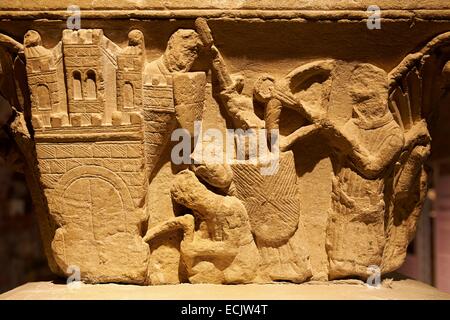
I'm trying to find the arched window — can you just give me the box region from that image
[36,85,51,111]
[72,71,82,100]
[123,82,134,110]
[86,70,97,100]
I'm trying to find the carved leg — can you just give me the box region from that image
[326,182,385,280]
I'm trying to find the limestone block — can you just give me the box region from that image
[0,3,446,287]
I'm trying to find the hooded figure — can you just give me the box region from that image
[321,64,405,280]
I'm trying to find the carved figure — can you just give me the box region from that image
[2,21,448,286]
[142,29,204,178]
[196,18,315,282]
[316,64,405,279]
[144,165,260,284]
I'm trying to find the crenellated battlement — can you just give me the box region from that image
[25,29,150,132]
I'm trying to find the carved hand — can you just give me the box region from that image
[405,120,431,148]
[318,117,372,161]
[318,117,335,130]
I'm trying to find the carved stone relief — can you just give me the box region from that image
[1,13,449,285]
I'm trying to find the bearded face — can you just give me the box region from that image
[167,43,199,72]
[349,64,389,123]
[164,30,201,73]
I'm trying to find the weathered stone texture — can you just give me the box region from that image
[0,2,448,285]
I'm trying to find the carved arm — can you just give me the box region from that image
[143,215,195,243]
[0,33,24,53]
[320,118,404,178]
[404,120,431,150]
[280,124,321,152]
[195,18,234,90]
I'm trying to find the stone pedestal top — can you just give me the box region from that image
[1,279,449,300]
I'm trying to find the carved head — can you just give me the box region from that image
[24,30,42,48]
[128,30,144,47]
[349,63,389,122]
[254,74,276,103]
[191,162,233,189]
[163,29,202,72]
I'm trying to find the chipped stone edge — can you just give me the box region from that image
[1,9,450,22]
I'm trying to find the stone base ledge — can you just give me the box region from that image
[1,279,449,300]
